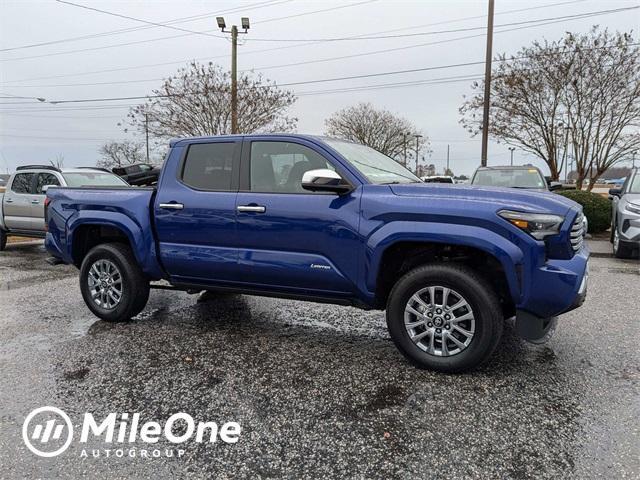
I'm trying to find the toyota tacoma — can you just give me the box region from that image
[45,135,589,372]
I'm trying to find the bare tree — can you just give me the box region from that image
[460,28,640,188]
[324,102,427,163]
[49,154,64,169]
[98,140,145,169]
[125,62,297,144]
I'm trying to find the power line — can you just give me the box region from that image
[2,39,638,109]
[1,0,377,62]
[0,0,290,52]
[252,0,379,24]
[0,0,590,83]
[55,0,224,38]
[249,5,629,42]
[6,8,636,91]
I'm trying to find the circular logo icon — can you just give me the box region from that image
[22,406,73,457]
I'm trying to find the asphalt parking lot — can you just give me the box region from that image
[0,242,638,479]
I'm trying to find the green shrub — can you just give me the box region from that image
[557,190,611,233]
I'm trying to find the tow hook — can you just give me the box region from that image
[515,310,558,345]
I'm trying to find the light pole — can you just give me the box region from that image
[508,147,515,166]
[414,134,423,175]
[217,17,250,134]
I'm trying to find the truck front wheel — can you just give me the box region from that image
[79,243,150,322]
[386,263,503,373]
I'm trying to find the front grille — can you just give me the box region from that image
[570,212,585,253]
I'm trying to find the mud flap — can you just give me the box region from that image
[515,310,558,345]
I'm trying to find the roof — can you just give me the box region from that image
[12,166,114,174]
[169,133,341,147]
[476,165,542,171]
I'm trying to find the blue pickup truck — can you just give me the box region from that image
[45,134,588,372]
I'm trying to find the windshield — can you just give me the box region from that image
[62,172,128,187]
[323,139,421,185]
[629,173,640,194]
[472,168,546,189]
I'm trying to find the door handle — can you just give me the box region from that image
[31,199,40,204]
[237,205,266,213]
[5,199,13,203]
[159,202,184,210]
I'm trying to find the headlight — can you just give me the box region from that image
[498,210,564,240]
[625,202,640,215]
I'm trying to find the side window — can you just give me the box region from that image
[250,141,334,193]
[11,173,35,194]
[181,142,236,191]
[35,173,60,194]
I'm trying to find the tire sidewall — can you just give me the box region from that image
[80,245,138,321]
[387,265,502,372]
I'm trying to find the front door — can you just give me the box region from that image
[153,139,241,285]
[235,138,362,295]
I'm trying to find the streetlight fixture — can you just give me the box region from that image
[508,147,515,166]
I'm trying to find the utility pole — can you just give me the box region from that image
[480,0,495,167]
[414,134,423,175]
[144,113,149,163]
[508,147,515,166]
[446,144,450,174]
[217,17,250,134]
[403,132,409,167]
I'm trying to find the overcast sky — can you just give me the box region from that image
[1,0,638,175]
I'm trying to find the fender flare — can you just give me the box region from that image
[66,210,163,278]
[365,221,524,302]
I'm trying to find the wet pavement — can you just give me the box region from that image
[0,242,638,479]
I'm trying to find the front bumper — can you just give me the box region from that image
[516,244,589,320]
[618,206,640,244]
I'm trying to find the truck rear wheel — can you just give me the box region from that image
[0,229,6,251]
[79,243,150,322]
[386,263,503,373]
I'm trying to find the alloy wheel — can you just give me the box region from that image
[87,259,123,310]
[404,286,475,356]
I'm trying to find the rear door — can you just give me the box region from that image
[3,172,36,231]
[234,138,362,295]
[32,172,62,231]
[153,139,241,284]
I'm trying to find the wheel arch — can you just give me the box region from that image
[367,225,524,310]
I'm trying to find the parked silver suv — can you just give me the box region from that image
[0,165,128,250]
[609,168,640,258]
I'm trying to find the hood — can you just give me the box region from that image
[389,183,578,216]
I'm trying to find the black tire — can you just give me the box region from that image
[0,229,6,251]
[613,229,634,259]
[79,243,150,322]
[386,263,503,373]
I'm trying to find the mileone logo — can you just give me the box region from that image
[22,406,241,458]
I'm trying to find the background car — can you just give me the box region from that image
[421,175,455,183]
[0,165,129,249]
[609,168,639,258]
[471,165,563,191]
[112,163,161,186]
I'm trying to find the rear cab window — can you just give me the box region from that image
[181,142,237,191]
[62,172,128,187]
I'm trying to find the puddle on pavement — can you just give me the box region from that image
[0,272,76,290]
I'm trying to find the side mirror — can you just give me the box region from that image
[301,169,352,195]
[608,188,622,199]
[41,184,57,193]
[549,181,563,191]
